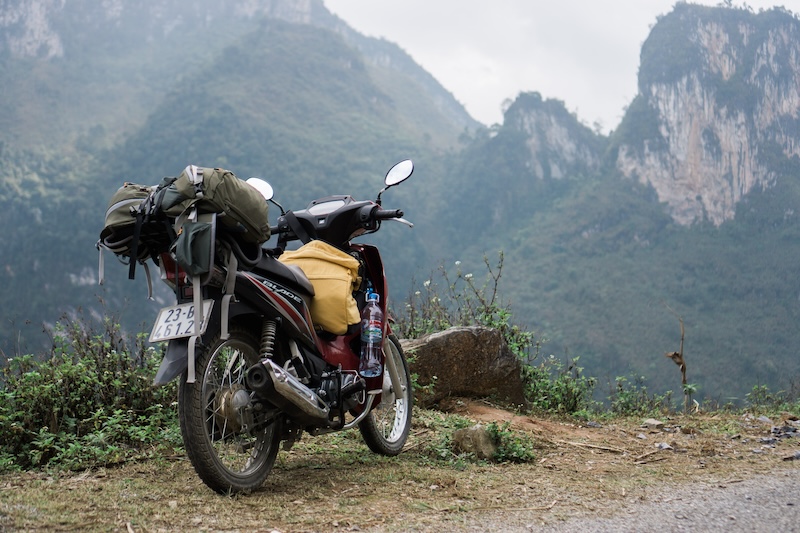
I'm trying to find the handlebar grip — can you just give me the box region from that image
[373,208,404,220]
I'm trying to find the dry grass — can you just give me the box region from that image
[1,400,798,532]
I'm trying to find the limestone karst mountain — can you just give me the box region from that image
[615,4,800,226]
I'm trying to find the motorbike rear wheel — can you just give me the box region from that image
[359,334,413,455]
[179,327,280,494]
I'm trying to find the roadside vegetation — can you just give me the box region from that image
[1,254,799,474]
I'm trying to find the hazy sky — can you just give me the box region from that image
[323,1,785,132]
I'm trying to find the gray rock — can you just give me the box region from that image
[643,418,665,430]
[402,326,527,408]
[452,424,497,460]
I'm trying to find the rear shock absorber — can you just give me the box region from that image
[259,320,277,360]
[259,319,312,385]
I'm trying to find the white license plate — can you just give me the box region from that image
[149,300,213,342]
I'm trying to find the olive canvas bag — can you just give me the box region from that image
[163,165,270,244]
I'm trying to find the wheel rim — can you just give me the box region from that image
[201,338,274,477]
[372,340,410,443]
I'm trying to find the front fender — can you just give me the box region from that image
[153,338,189,386]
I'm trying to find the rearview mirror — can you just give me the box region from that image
[384,159,413,187]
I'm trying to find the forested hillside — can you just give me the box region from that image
[0,0,465,354]
[1,0,799,403]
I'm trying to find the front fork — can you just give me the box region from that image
[382,337,404,404]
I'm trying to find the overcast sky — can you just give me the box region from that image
[323,1,785,132]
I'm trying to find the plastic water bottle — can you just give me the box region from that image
[359,292,383,377]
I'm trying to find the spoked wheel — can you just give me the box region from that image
[179,327,281,493]
[359,334,413,455]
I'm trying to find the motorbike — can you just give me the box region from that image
[147,160,415,493]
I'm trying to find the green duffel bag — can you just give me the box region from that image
[161,165,270,244]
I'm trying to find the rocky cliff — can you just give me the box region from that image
[0,0,322,58]
[503,92,606,181]
[0,0,476,151]
[615,5,800,226]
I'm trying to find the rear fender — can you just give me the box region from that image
[153,338,189,386]
[152,298,223,386]
[151,300,261,386]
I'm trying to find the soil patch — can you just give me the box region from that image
[2,400,798,532]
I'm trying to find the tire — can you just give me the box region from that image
[178,327,281,494]
[359,334,413,455]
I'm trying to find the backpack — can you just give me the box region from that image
[160,165,271,244]
[98,182,172,261]
[98,165,270,281]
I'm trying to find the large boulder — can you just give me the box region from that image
[401,326,528,408]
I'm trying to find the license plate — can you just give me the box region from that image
[149,300,213,342]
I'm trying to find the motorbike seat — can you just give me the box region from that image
[253,255,315,297]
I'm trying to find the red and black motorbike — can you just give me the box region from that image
[148,160,415,493]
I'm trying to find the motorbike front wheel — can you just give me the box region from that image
[359,334,413,455]
[179,327,281,494]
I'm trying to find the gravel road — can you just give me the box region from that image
[426,468,800,532]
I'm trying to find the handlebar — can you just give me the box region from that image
[373,208,404,220]
[268,204,408,248]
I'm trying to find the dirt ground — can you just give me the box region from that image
[1,399,798,532]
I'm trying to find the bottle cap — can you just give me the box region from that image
[368,292,380,302]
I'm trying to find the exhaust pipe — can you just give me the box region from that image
[246,359,330,422]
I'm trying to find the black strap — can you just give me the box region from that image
[127,193,159,280]
[284,211,313,244]
[128,209,144,279]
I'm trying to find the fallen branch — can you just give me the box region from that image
[634,456,667,465]
[633,450,660,461]
[558,440,627,454]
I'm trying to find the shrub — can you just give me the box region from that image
[486,421,537,463]
[608,375,673,416]
[523,354,596,415]
[395,252,534,357]
[744,384,799,414]
[416,410,474,469]
[394,252,594,414]
[0,314,180,470]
